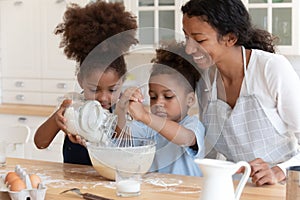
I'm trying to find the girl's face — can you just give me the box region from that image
[79,69,123,110]
[182,15,226,69]
[148,74,194,122]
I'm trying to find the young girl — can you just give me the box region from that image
[115,41,205,176]
[34,1,137,165]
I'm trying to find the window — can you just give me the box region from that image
[107,0,186,49]
[243,0,300,54]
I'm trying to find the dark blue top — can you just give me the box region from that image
[63,136,92,165]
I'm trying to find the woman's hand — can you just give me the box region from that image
[249,158,285,186]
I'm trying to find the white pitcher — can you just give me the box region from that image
[195,158,251,200]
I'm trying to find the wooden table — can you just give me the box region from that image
[0,158,285,200]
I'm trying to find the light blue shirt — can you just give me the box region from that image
[129,115,205,176]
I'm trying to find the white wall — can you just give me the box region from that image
[285,55,300,77]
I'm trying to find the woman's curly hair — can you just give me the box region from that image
[151,41,201,92]
[181,0,278,53]
[55,1,138,63]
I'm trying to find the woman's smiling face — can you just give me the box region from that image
[182,14,224,69]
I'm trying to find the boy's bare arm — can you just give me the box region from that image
[129,101,196,146]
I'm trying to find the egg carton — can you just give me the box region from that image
[0,165,47,200]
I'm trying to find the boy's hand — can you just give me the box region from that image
[128,101,149,122]
[117,87,144,108]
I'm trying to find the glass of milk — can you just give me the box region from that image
[115,168,141,197]
[0,141,6,167]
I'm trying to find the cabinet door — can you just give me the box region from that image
[40,0,77,79]
[0,114,64,162]
[0,0,41,78]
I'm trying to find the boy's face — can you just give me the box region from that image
[79,69,123,110]
[148,74,193,122]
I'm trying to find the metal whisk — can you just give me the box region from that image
[111,113,135,148]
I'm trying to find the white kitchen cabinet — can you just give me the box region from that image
[0,0,40,78]
[2,91,42,105]
[1,77,77,106]
[40,0,78,79]
[0,113,64,162]
[0,0,83,106]
[0,0,190,106]
[242,0,300,55]
[1,78,42,104]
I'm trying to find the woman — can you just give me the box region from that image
[181,0,300,186]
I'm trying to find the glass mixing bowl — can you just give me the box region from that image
[86,138,156,180]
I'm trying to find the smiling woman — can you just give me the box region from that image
[182,0,300,186]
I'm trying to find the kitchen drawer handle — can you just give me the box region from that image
[14,1,23,5]
[57,83,67,89]
[16,94,25,101]
[55,0,65,3]
[18,117,27,123]
[15,81,24,88]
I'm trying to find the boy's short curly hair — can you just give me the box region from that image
[151,41,200,92]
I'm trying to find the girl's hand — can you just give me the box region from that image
[249,158,285,186]
[54,99,72,133]
[67,133,87,147]
[57,99,87,147]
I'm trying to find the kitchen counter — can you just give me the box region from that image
[0,103,197,117]
[0,157,286,200]
[0,104,56,117]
